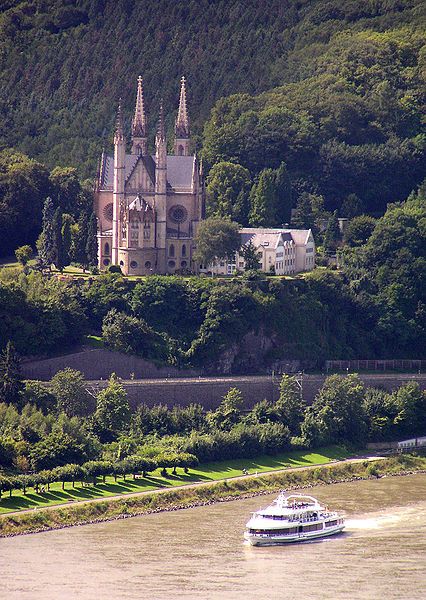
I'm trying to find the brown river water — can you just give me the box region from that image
[1,474,425,600]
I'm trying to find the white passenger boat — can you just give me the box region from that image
[244,493,345,546]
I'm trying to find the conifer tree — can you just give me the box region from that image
[71,211,89,269]
[85,213,98,268]
[240,241,261,271]
[274,162,293,225]
[0,341,23,407]
[52,207,66,272]
[61,214,73,267]
[249,168,277,227]
[324,210,341,251]
[37,197,56,269]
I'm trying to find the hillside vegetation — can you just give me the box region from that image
[0,0,424,196]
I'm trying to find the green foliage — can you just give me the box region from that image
[50,368,95,417]
[193,217,241,266]
[276,374,306,435]
[240,241,261,271]
[249,162,292,227]
[343,215,376,247]
[0,341,23,407]
[206,161,252,223]
[14,245,32,266]
[94,374,131,441]
[301,374,367,447]
[323,211,341,251]
[102,309,166,359]
[208,387,244,431]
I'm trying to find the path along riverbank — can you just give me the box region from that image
[1,454,425,538]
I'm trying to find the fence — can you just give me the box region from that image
[325,359,426,373]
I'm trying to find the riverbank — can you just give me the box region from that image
[1,454,425,538]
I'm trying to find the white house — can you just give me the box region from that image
[209,228,315,275]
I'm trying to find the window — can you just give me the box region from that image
[169,244,175,257]
[130,261,138,269]
[103,259,110,266]
[145,261,151,269]
[182,244,186,257]
[181,260,187,268]
[104,242,110,255]
[168,260,176,268]
[143,223,151,239]
[178,145,184,156]
[119,260,124,266]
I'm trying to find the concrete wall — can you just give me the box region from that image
[88,373,426,410]
[21,349,201,381]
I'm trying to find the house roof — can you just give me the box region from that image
[240,228,313,249]
[99,154,194,190]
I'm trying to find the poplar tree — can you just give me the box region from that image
[61,213,73,266]
[0,341,23,407]
[52,207,66,271]
[38,197,55,268]
[86,213,98,267]
[249,168,277,227]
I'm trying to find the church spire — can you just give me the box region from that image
[131,76,148,154]
[114,99,125,144]
[175,76,190,138]
[156,100,166,144]
[174,76,191,155]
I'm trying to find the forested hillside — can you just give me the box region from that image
[0,0,424,197]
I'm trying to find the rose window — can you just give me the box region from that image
[169,205,188,224]
[103,203,113,222]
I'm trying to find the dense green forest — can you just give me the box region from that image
[0,0,424,211]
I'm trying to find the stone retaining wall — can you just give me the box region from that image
[89,374,426,409]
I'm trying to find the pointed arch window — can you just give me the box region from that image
[169,244,175,257]
[178,145,184,156]
[182,244,186,257]
[104,242,110,255]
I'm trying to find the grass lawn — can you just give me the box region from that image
[0,445,350,514]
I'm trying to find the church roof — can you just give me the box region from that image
[99,154,194,190]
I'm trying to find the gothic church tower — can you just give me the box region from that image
[94,76,205,276]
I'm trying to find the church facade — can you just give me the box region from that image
[94,77,205,275]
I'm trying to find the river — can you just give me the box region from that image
[1,474,425,599]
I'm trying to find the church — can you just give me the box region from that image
[94,76,205,275]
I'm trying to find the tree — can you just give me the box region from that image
[15,245,33,266]
[341,194,363,219]
[240,241,261,271]
[37,197,56,268]
[323,211,341,251]
[291,193,315,230]
[61,213,73,266]
[94,374,131,440]
[274,162,293,225]
[206,161,251,223]
[0,341,23,407]
[193,217,240,267]
[71,211,89,268]
[52,207,66,272]
[86,213,98,268]
[249,168,277,227]
[343,215,376,247]
[102,309,164,359]
[208,387,243,431]
[49,166,81,215]
[50,368,95,417]
[301,374,367,447]
[276,374,306,435]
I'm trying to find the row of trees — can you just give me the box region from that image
[0,451,198,497]
[36,197,98,272]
